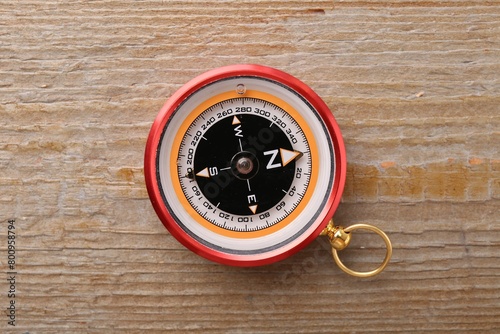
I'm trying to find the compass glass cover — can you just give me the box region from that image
[145,65,345,266]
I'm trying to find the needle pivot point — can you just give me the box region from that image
[236,157,254,175]
[230,151,259,180]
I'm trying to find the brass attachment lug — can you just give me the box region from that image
[320,220,351,251]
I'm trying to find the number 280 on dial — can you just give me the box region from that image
[145,64,346,266]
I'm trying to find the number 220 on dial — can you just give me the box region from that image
[145,65,346,266]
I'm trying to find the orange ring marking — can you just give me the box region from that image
[170,90,319,238]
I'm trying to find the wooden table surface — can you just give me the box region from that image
[1,1,499,333]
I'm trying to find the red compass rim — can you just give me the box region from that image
[144,64,346,266]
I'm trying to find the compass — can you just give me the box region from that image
[144,64,346,266]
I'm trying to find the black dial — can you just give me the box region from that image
[193,113,295,215]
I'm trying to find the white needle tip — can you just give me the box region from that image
[249,205,258,214]
[232,116,241,125]
[196,168,210,178]
[280,148,303,167]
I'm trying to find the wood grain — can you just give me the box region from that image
[0,0,499,332]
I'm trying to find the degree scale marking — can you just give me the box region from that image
[168,87,321,240]
[177,96,312,233]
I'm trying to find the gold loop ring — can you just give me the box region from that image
[332,224,392,278]
[321,221,392,278]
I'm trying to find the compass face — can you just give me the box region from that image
[145,65,346,266]
[181,97,309,231]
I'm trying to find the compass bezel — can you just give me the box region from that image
[144,64,346,266]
